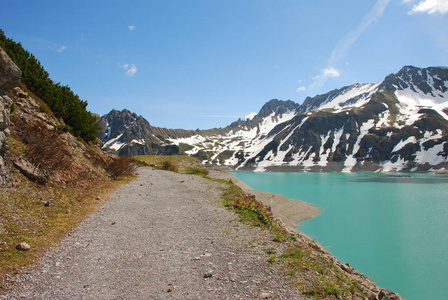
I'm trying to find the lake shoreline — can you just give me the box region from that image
[208,169,320,232]
[208,168,406,300]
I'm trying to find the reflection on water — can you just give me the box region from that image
[353,174,448,184]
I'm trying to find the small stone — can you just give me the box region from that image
[203,272,213,278]
[16,242,31,251]
[44,200,53,207]
[167,287,173,293]
[260,292,270,299]
[96,197,101,201]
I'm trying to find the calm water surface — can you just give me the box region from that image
[231,172,448,300]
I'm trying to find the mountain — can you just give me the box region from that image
[98,109,202,156]
[101,65,448,172]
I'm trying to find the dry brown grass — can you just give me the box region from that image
[105,156,137,179]
[1,122,133,290]
[134,155,201,173]
[0,168,123,289]
[23,124,73,178]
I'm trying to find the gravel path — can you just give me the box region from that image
[1,168,305,299]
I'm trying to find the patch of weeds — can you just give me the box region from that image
[272,230,288,242]
[134,155,199,172]
[225,195,273,227]
[278,246,365,299]
[106,156,137,180]
[184,166,209,177]
[280,249,304,260]
[264,248,277,255]
[267,255,276,263]
[159,160,179,172]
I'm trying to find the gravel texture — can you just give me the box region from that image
[1,168,305,299]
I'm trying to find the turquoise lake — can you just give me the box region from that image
[231,172,448,300]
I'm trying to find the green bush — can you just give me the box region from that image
[0,30,100,142]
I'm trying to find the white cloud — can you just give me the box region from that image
[329,0,391,66]
[57,45,67,53]
[128,25,136,31]
[323,67,341,78]
[296,86,306,92]
[126,64,137,76]
[121,64,137,76]
[309,67,341,90]
[408,0,448,14]
[306,0,389,91]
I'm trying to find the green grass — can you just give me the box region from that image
[134,155,200,173]
[184,166,209,177]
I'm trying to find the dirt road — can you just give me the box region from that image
[1,168,304,299]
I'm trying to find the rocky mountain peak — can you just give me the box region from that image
[98,109,162,156]
[257,99,299,118]
[381,65,448,97]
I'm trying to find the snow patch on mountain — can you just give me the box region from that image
[343,119,375,172]
[317,82,381,112]
[102,133,124,150]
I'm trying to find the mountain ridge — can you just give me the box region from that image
[100,65,448,172]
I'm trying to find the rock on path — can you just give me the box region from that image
[1,168,304,299]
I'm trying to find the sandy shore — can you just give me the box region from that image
[208,169,320,232]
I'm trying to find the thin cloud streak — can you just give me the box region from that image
[309,0,390,91]
[329,0,391,66]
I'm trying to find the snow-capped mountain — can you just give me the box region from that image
[100,66,448,172]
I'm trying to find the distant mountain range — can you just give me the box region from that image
[99,65,448,172]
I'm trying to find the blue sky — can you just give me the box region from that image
[1,0,448,129]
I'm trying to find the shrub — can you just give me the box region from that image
[184,166,209,177]
[159,160,179,172]
[226,195,273,226]
[21,123,73,178]
[106,156,137,179]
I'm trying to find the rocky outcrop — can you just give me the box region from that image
[12,156,48,185]
[0,46,22,186]
[0,47,21,90]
